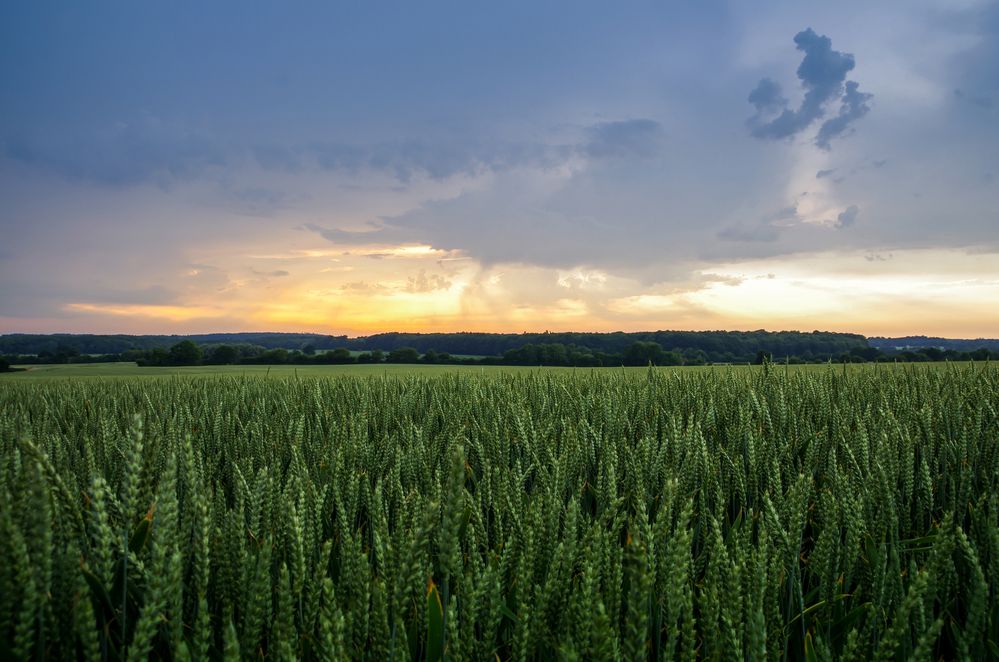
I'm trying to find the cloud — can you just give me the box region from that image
[816,168,836,179]
[835,205,859,228]
[953,88,995,110]
[249,267,291,278]
[717,205,800,242]
[78,285,179,306]
[222,185,294,217]
[816,81,873,148]
[340,281,386,292]
[583,119,664,159]
[865,252,893,262]
[747,28,872,149]
[302,222,396,245]
[3,115,226,187]
[4,111,658,193]
[944,3,999,110]
[0,280,180,319]
[747,78,788,116]
[405,269,452,293]
[307,139,575,183]
[716,223,781,242]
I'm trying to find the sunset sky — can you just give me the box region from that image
[2,1,997,337]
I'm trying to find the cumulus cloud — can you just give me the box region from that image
[747,78,788,116]
[747,28,872,149]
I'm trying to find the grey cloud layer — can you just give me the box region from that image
[3,117,227,188]
[748,28,872,149]
[4,118,663,189]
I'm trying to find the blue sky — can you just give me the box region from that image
[1,1,997,336]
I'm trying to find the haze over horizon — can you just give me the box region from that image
[2,2,997,338]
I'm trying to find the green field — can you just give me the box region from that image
[2,361,526,379]
[0,365,996,660]
[2,360,988,380]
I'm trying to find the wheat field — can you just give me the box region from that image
[0,364,996,660]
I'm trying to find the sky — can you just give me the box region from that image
[1,1,997,338]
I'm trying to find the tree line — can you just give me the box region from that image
[1,329,872,363]
[4,339,993,369]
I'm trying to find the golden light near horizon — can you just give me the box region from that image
[689,249,999,337]
[27,245,996,339]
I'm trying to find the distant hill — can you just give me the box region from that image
[1,329,868,363]
[868,336,999,352]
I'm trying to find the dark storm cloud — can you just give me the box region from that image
[748,28,872,149]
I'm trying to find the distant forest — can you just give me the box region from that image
[2,330,997,368]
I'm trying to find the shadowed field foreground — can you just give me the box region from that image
[0,366,996,660]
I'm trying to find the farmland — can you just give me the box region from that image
[0,364,996,659]
[0,359,987,380]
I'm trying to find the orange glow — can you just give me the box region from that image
[33,247,999,338]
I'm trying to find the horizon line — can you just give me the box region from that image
[1,329,994,341]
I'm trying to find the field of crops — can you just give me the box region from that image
[0,361,911,380]
[0,365,996,660]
